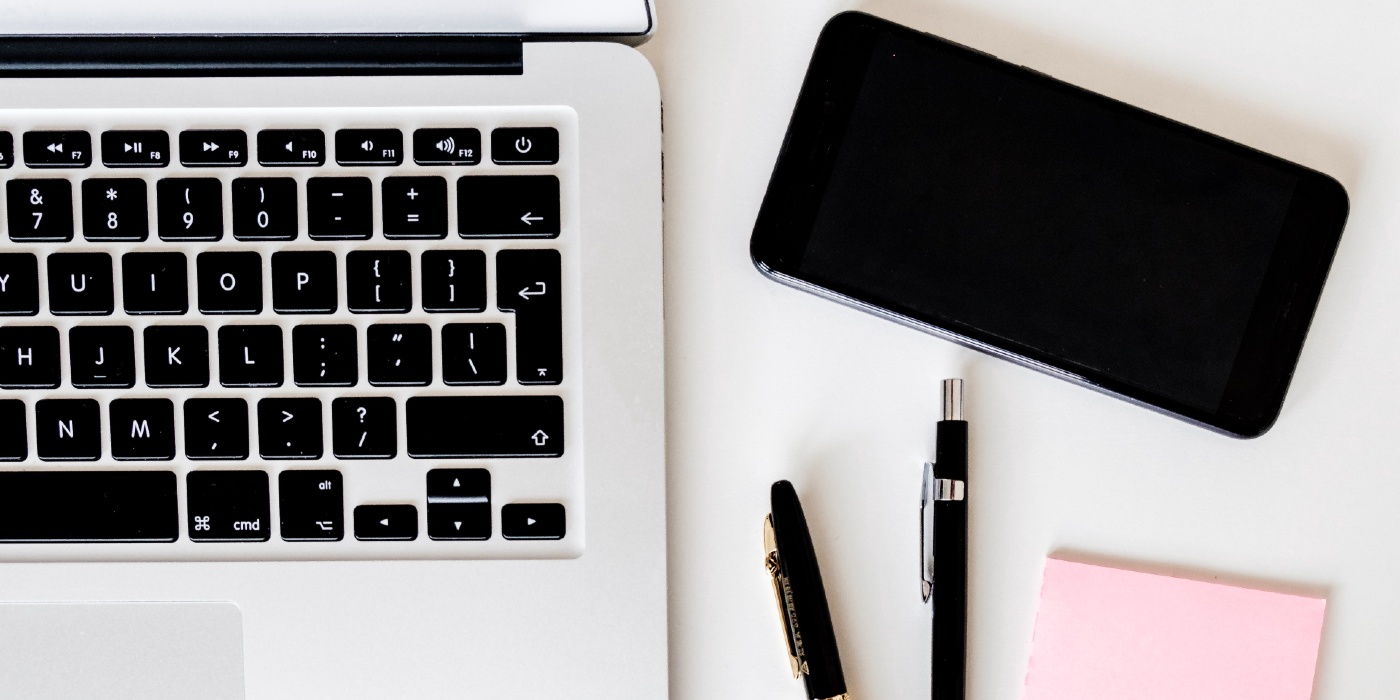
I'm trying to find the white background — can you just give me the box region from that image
[642,0,1400,697]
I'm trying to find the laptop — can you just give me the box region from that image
[0,1,667,698]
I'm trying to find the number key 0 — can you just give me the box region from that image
[233,177,297,241]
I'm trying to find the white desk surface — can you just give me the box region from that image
[641,0,1400,697]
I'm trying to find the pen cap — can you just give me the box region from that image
[934,420,968,481]
[770,480,847,700]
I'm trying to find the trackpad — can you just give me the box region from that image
[0,602,244,700]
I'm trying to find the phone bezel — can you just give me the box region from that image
[750,11,1350,438]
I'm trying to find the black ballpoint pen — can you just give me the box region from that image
[765,480,850,700]
[922,378,968,700]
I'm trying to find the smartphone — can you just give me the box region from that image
[750,12,1349,437]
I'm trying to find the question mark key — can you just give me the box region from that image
[331,397,398,459]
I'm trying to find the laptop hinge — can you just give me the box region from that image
[0,35,524,77]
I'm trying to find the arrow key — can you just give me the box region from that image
[427,468,491,540]
[502,503,565,540]
[354,504,417,541]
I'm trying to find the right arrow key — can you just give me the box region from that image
[457,175,560,238]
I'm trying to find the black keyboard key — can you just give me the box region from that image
[187,470,270,542]
[258,129,325,166]
[109,398,175,461]
[23,130,91,168]
[82,178,149,241]
[122,252,188,315]
[346,250,411,313]
[307,177,372,240]
[502,503,566,540]
[336,128,403,166]
[442,323,507,386]
[35,398,101,461]
[406,396,564,458]
[367,323,431,386]
[47,252,114,316]
[144,325,209,388]
[184,398,249,461]
[422,250,485,312]
[157,178,223,241]
[69,326,135,389]
[354,504,417,541]
[272,251,337,314]
[7,179,74,242]
[0,326,60,389]
[0,253,39,315]
[197,251,263,314]
[101,130,169,168]
[497,249,562,385]
[218,325,283,387]
[0,471,177,542]
[331,396,397,459]
[180,130,248,167]
[257,397,322,460]
[491,127,559,165]
[279,470,344,541]
[0,131,11,169]
[233,177,298,241]
[458,175,560,238]
[0,400,24,461]
[413,128,480,166]
[427,468,491,540]
[382,176,447,239]
[292,324,357,387]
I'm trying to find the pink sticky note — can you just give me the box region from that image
[1024,557,1326,700]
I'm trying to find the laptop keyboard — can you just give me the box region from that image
[0,107,582,559]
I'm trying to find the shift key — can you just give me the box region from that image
[406,396,563,458]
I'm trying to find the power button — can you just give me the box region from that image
[491,127,559,165]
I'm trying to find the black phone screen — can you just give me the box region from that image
[751,13,1349,436]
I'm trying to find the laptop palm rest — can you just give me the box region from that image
[0,602,244,700]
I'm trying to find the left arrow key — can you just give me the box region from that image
[24,130,91,168]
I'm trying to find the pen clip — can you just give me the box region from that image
[921,461,935,603]
[765,514,804,679]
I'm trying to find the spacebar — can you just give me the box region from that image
[0,471,179,542]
